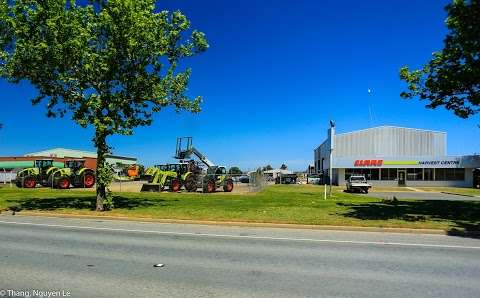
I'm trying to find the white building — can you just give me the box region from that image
[314,125,480,187]
[263,169,293,179]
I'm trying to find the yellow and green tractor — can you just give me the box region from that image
[175,137,234,193]
[15,159,63,188]
[140,164,182,192]
[50,159,96,189]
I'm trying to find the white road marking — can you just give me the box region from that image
[0,219,479,250]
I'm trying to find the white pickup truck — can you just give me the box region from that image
[346,175,372,194]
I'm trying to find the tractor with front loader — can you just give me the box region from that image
[140,164,183,192]
[15,159,61,188]
[174,137,234,193]
[50,159,96,189]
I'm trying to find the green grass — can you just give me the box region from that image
[0,185,479,235]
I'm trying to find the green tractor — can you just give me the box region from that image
[181,164,233,193]
[140,164,182,192]
[15,159,61,188]
[204,166,234,193]
[175,138,234,193]
[50,159,96,189]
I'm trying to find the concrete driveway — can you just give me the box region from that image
[357,191,480,201]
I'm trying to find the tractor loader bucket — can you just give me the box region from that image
[141,183,162,192]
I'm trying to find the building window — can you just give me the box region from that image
[435,168,465,181]
[380,168,397,180]
[345,169,380,180]
[407,168,422,180]
[454,169,465,180]
[447,168,465,181]
[435,168,445,181]
[369,169,379,180]
[424,168,434,181]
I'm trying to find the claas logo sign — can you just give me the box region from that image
[354,160,384,167]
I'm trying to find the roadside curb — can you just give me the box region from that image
[4,210,453,235]
[440,191,477,198]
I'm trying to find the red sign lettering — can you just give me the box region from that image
[354,159,383,167]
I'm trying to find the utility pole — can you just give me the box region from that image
[328,120,335,197]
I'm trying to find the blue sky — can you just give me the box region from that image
[0,0,479,171]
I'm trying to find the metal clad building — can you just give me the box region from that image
[314,125,480,187]
[333,126,446,157]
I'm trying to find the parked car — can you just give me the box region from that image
[346,175,372,193]
[239,176,250,183]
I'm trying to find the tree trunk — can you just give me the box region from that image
[95,129,108,211]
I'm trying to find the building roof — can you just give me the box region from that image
[336,125,446,136]
[25,148,97,158]
[25,148,136,161]
[264,169,293,175]
[315,125,447,158]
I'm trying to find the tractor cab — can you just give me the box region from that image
[65,159,86,172]
[207,166,227,180]
[35,159,55,176]
[167,163,189,175]
[155,164,169,171]
[35,159,54,169]
[185,160,202,174]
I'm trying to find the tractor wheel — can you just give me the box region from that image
[57,177,70,189]
[83,173,96,188]
[23,176,37,188]
[184,175,197,192]
[223,179,234,192]
[170,179,181,192]
[203,179,216,193]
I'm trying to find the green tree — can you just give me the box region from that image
[137,164,145,176]
[0,1,208,211]
[262,165,273,171]
[400,0,479,119]
[228,166,242,175]
[280,164,288,170]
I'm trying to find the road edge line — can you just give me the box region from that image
[0,210,456,235]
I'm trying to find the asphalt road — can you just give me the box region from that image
[1,215,480,298]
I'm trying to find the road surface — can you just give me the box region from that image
[1,214,479,298]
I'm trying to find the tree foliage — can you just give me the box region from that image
[262,165,273,171]
[0,0,208,210]
[400,0,479,119]
[228,166,242,175]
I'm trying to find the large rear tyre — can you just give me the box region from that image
[203,180,216,193]
[170,179,181,192]
[83,173,96,188]
[223,179,234,192]
[23,176,37,188]
[184,175,197,192]
[57,177,70,189]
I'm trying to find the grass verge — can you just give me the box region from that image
[0,184,479,236]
